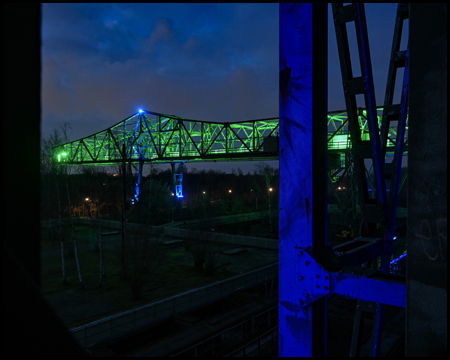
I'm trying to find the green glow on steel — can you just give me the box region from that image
[52,107,407,166]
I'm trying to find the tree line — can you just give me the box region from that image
[40,124,279,297]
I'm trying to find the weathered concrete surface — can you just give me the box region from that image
[407,3,447,356]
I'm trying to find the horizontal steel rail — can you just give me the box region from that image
[69,262,278,348]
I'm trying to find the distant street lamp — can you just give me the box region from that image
[269,188,273,192]
[85,198,89,201]
[228,190,232,193]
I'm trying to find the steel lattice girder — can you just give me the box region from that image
[52,111,279,165]
[52,109,407,165]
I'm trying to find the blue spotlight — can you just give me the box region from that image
[138,109,143,114]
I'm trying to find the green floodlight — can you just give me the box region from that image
[58,152,67,162]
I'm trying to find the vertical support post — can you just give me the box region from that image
[171,162,184,200]
[121,144,126,275]
[407,3,447,357]
[170,162,176,211]
[279,3,328,357]
[133,159,144,204]
[175,163,184,198]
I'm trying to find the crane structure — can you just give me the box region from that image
[52,108,406,200]
[52,109,405,167]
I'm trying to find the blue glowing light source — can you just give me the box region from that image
[390,252,407,265]
[138,109,143,113]
[393,236,397,240]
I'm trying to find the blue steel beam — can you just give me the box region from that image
[294,249,406,308]
[330,271,406,308]
[279,3,328,357]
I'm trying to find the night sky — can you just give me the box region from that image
[42,3,404,173]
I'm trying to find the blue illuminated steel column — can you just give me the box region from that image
[171,162,184,199]
[279,3,328,357]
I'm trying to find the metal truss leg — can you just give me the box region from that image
[350,300,385,357]
[350,301,366,357]
[171,162,184,199]
[371,303,386,357]
[132,159,144,204]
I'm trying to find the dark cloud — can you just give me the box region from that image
[42,4,403,172]
[42,3,279,145]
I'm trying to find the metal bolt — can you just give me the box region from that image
[315,274,321,278]
[305,261,310,266]
[324,276,329,280]
[316,285,320,288]
[299,275,304,281]
[299,251,304,256]
[324,286,329,290]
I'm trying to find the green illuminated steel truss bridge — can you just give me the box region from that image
[52,107,407,166]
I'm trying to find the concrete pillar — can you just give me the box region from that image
[407,3,447,356]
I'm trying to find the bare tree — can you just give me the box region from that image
[114,169,171,300]
[185,229,226,275]
[254,163,276,228]
[115,234,167,300]
[81,166,108,286]
[42,129,68,284]
[58,124,84,288]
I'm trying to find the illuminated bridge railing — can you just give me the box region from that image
[53,108,407,165]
